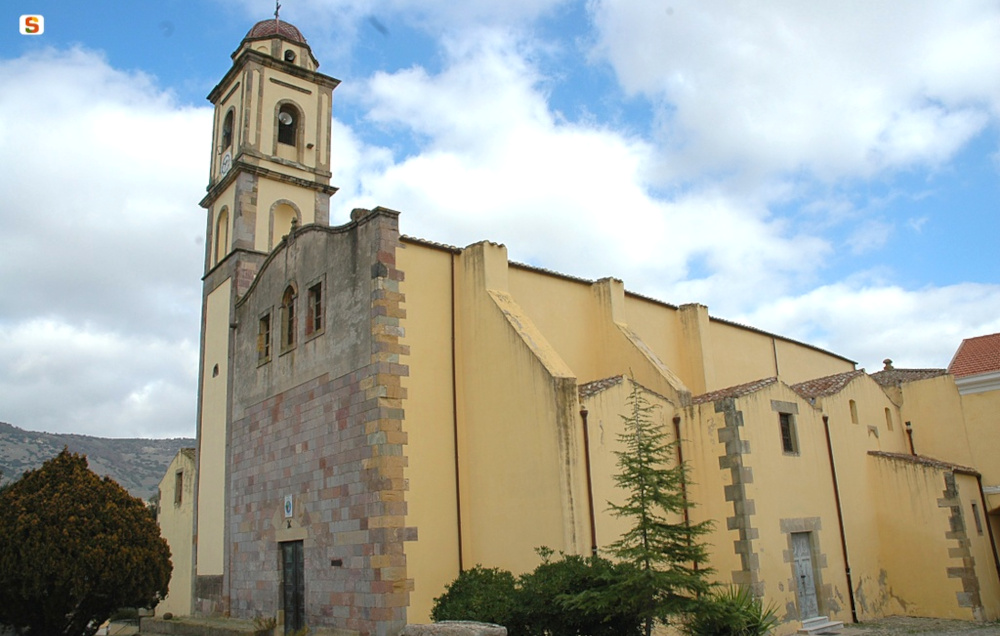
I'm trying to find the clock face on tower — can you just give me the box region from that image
[221,151,233,176]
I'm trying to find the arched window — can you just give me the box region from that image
[214,207,229,265]
[277,104,298,146]
[281,285,297,350]
[222,109,234,150]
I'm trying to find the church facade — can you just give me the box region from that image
[159,18,1000,636]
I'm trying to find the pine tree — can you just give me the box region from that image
[607,382,713,636]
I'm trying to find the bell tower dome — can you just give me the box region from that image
[200,17,340,270]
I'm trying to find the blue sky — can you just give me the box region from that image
[1,0,998,438]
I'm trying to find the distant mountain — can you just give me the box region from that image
[0,421,195,501]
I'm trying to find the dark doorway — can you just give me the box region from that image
[281,540,305,633]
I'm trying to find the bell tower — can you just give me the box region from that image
[192,17,340,613]
[200,17,340,266]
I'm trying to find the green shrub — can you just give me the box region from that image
[430,551,644,636]
[431,566,519,628]
[681,585,779,636]
[519,550,642,636]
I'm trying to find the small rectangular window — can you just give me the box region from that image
[174,470,183,506]
[258,313,272,363]
[780,413,798,454]
[307,282,323,335]
[971,502,984,535]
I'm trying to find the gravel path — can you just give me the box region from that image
[841,617,1000,636]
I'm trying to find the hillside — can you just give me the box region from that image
[0,421,194,501]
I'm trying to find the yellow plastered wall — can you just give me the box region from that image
[196,278,231,575]
[454,242,588,574]
[621,296,687,383]
[772,338,855,387]
[822,375,910,457]
[964,479,1000,620]
[507,267,601,380]
[397,242,461,623]
[815,376,909,619]
[705,320,778,390]
[733,386,849,628]
[959,389,1000,488]
[157,449,196,617]
[620,298,855,396]
[508,271,687,398]
[870,457,970,619]
[899,376,974,467]
[707,321,854,391]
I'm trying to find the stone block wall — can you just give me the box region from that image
[226,209,412,636]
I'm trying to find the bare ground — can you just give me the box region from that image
[842,617,1000,636]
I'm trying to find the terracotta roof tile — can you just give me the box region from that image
[401,235,462,253]
[578,376,625,399]
[868,451,978,476]
[692,377,777,405]
[245,19,307,43]
[869,367,947,387]
[948,332,1000,378]
[791,370,866,399]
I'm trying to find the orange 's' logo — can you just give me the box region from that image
[20,15,44,35]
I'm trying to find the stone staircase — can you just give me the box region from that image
[797,616,844,635]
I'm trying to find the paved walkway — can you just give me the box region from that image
[842,616,1000,636]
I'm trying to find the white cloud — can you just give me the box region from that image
[588,0,1000,181]
[0,48,209,437]
[0,319,198,439]
[907,216,929,233]
[739,281,1000,370]
[846,219,893,255]
[231,0,569,61]
[332,34,831,308]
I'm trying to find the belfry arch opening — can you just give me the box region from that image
[277,103,299,146]
[214,207,229,265]
[270,202,300,250]
[221,109,234,150]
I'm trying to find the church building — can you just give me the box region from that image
[158,18,1000,636]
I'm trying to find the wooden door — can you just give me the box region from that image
[791,532,819,619]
